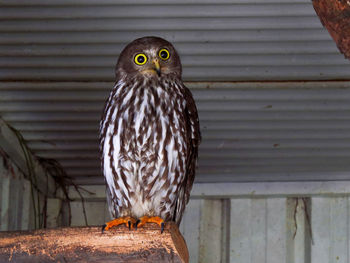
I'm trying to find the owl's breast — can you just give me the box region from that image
[116,83,188,217]
[101,79,190,219]
[123,84,187,165]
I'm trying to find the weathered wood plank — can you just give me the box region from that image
[266,198,286,263]
[10,177,21,230]
[250,198,267,263]
[312,197,350,263]
[20,179,31,230]
[46,198,61,228]
[311,197,331,263]
[230,198,251,263]
[199,199,223,263]
[286,198,312,263]
[230,198,287,263]
[0,155,35,231]
[330,197,348,263]
[0,223,189,263]
[0,176,10,231]
[180,199,201,263]
[70,201,106,227]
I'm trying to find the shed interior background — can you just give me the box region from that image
[1,0,350,262]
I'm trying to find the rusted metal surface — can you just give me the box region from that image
[313,0,350,59]
[0,223,188,262]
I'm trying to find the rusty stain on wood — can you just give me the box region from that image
[313,0,350,59]
[0,222,189,262]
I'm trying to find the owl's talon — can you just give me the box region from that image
[135,219,141,230]
[161,222,165,234]
[102,216,136,232]
[136,216,165,233]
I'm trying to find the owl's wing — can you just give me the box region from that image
[175,85,201,224]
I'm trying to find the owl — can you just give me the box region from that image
[100,36,200,233]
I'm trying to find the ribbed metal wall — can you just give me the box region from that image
[1,0,350,81]
[1,81,350,184]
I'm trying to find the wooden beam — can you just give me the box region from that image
[0,222,189,263]
[313,0,350,59]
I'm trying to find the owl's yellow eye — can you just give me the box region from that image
[134,53,147,65]
[158,48,170,60]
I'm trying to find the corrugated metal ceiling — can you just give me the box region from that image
[1,0,350,184]
[1,81,350,184]
[0,0,350,81]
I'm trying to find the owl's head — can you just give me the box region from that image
[116,36,182,80]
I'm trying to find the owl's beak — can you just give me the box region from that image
[152,60,161,76]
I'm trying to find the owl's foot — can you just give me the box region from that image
[102,216,137,233]
[135,216,165,233]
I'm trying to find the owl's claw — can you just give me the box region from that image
[161,222,165,234]
[101,216,137,233]
[135,216,165,233]
[135,219,141,230]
